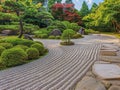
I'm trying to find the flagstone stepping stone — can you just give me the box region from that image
[108,85,120,90]
[75,76,106,90]
[102,44,118,49]
[92,64,120,79]
[100,56,120,63]
[101,47,117,51]
[100,50,117,56]
[95,61,110,64]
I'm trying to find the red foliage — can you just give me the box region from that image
[52,3,74,9]
[52,3,82,25]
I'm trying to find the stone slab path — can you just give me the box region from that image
[0,34,119,90]
[93,64,120,79]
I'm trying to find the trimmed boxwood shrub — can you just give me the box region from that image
[40,34,48,39]
[26,48,39,60]
[34,41,43,46]
[48,35,55,39]
[1,48,28,67]
[0,46,5,56]
[72,33,83,39]
[14,45,29,51]
[56,36,61,39]
[0,37,34,47]
[0,43,13,49]
[31,43,44,55]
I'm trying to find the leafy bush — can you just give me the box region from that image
[11,22,19,25]
[0,43,13,49]
[62,21,81,32]
[48,21,66,32]
[34,29,49,38]
[0,37,34,47]
[72,33,83,39]
[40,34,48,39]
[34,41,43,46]
[31,43,45,55]
[56,36,61,39]
[48,35,56,39]
[0,46,5,56]
[0,24,39,34]
[26,48,39,60]
[47,26,58,31]
[14,45,29,51]
[85,29,99,34]
[0,25,19,32]
[1,48,28,67]
[0,63,6,70]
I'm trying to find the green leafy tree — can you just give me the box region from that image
[79,1,89,17]
[3,0,25,38]
[62,29,75,43]
[3,0,41,37]
[23,10,54,27]
[83,0,120,32]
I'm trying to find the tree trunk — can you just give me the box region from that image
[18,19,24,38]
[16,0,23,38]
[16,11,24,38]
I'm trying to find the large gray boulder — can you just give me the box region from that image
[23,34,33,41]
[1,30,18,35]
[50,29,62,36]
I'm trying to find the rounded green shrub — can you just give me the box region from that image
[31,43,45,55]
[34,41,43,46]
[1,48,28,67]
[0,37,34,47]
[48,35,55,39]
[14,45,29,51]
[72,33,83,39]
[56,36,61,39]
[0,46,5,56]
[0,43,13,49]
[26,48,39,60]
[40,34,48,39]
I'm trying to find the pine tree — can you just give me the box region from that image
[79,1,89,17]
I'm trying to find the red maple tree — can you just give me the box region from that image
[52,3,82,25]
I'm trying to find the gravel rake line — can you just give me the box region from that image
[58,44,101,90]
[0,44,87,89]
[22,45,89,90]
[0,35,116,90]
[47,44,100,90]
